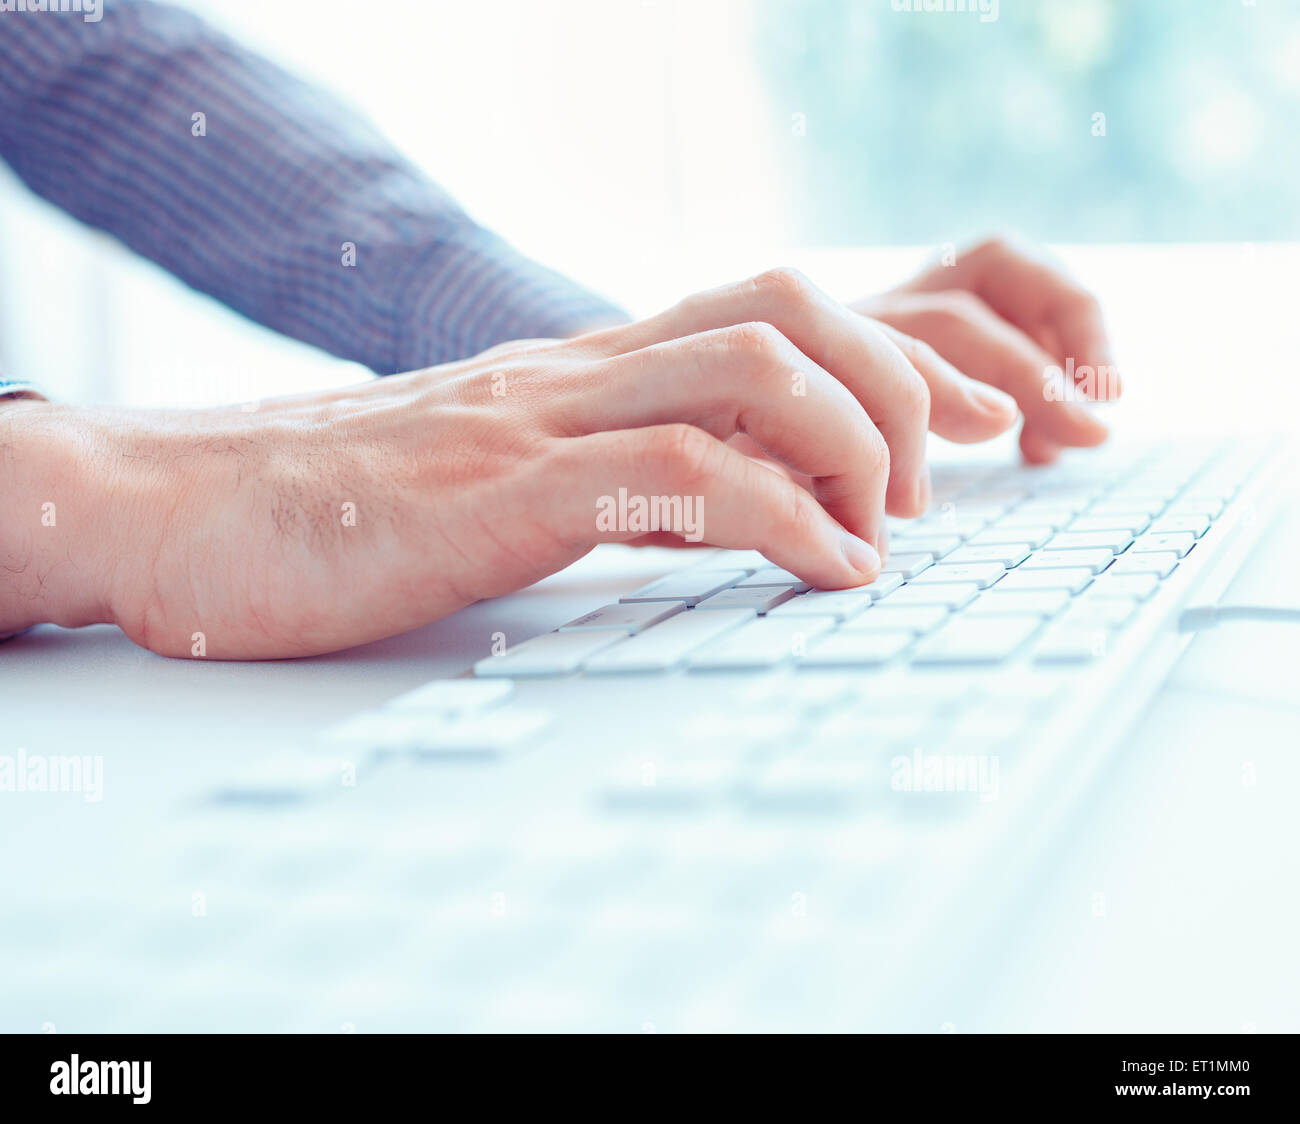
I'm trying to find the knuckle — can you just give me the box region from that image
[898,365,931,418]
[781,485,821,545]
[861,424,891,477]
[752,265,815,307]
[1069,287,1103,316]
[892,330,936,370]
[648,423,716,490]
[673,287,708,319]
[721,320,789,363]
[938,289,986,319]
[971,233,1012,258]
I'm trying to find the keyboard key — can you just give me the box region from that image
[1019,549,1114,573]
[1108,551,1179,578]
[324,707,551,755]
[407,709,554,756]
[1150,514,1210,537]
[767,590,874,621]
[907,562,1007,588]
[943,499,1018,519]
[967,524,1054,548]
[583,608,755,673]
[688,616,837,670]
[853,572,906,598]
[998,509,1076,530]
[818,704,934,744]
[839,605,949,634]
[879,551,935,578]
[908,514,988,537]
[744,755,874,810]
[912,616,1042,665]
[736,673,858,711]
[1109,481,1179,500]
[1089,573,1159,600]
[1166,498,1223,519]
[1088,499,1165,518]
[877,582,982,609]
[945,544,1031,566]
[322,711,430,751]
[1059,597,1139,629]
[385,678,515,714]
[1033,625,1113,664]
[697,549,769,572]
[561,600,686,633]
[887,534,962,558]
[695,585,801,614]
[1130,532,1196,557]
[620,570,747,605]
[769,574,904,618]
[799,629,915,667]
[475,630,625,677]
[677,710,802,745]
[1069,515,1151,535]
[735,567,812,590]
[994,567,1094,594]
[1045,530,1133,553]
[1013,496,1092,516]
[966,589,1071,617]
[601,754,739,809]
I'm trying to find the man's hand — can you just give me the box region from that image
[1,268,1023,658]
[854,235,1121,464]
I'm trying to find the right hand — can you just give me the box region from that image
[2,268,1017,659]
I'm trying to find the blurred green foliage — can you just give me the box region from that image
[755,0,1300,243]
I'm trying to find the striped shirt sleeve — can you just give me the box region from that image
[0,378,39,398]
[0,1,627,378]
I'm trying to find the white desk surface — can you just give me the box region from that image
[4,244,1299,1030]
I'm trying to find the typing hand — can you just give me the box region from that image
[853,235,1122,464]
[2,269,1019,658]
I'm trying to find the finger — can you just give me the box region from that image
[1019,426,1061,467]
[547,323,892,550]
[546,423,882,590]
[870,321,1018,443]
[872,292,1110,453]
[906,236,1122,399]
[726,434,810,488]
[600,268,935,518]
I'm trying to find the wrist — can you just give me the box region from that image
[0,401,144,632]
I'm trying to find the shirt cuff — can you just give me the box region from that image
[0,379,42,399]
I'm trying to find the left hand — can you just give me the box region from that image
[853,235,1121,464]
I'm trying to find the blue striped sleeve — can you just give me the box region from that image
[0,378,39,398]
[0,1,627,376]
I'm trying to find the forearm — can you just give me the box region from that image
[0,1,626,376]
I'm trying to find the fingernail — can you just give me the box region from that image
[840,531,881,575]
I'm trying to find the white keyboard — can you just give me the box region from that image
[464,440,1262,681]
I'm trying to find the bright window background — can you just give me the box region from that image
[1,0,1296,406]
